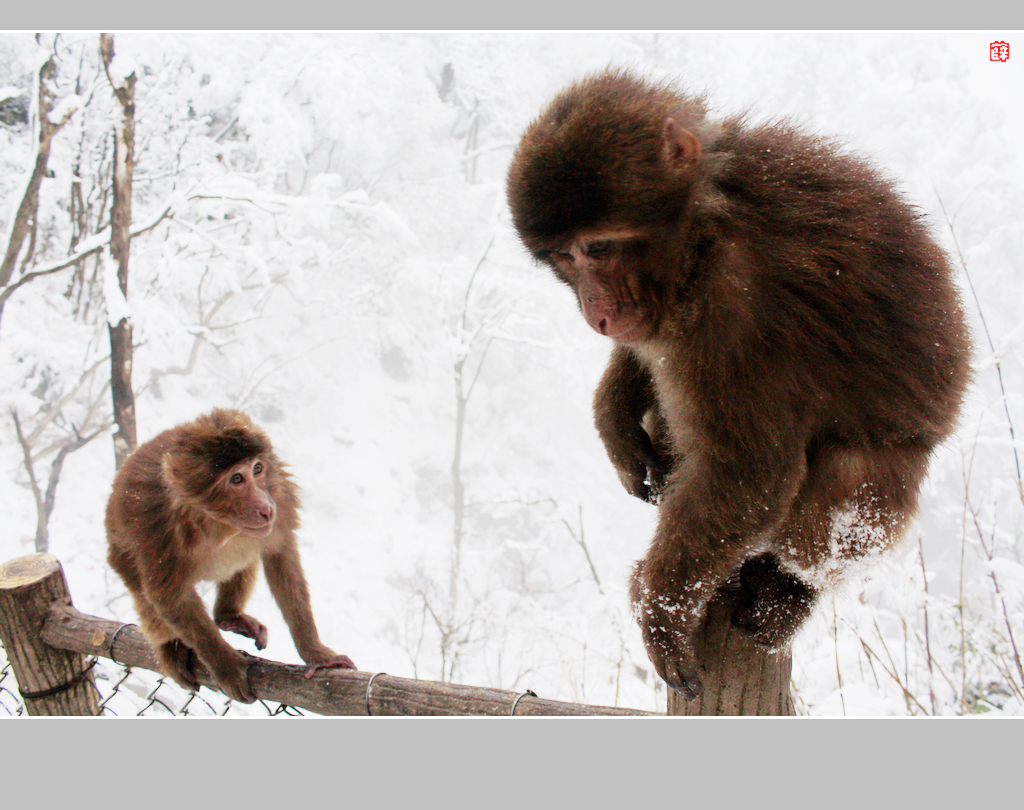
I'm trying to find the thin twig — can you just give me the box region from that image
[852,631,930,715]
[559,506,604,594]
[832,597,845,715]
[917,537,937,715]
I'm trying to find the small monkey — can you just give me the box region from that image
[106,408,356,703]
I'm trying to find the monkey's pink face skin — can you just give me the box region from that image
[548,229,654,343]
[220,457,277,534]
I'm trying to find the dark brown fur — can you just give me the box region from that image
[507,70,972,699]
[106,408,355,702]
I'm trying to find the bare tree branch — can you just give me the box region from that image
[0,203,172,325]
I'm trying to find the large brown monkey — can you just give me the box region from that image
[507,70,972,700]
[106,408,356,703]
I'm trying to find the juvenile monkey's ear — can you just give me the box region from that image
[663,118,701,168]
[161,455,187,504]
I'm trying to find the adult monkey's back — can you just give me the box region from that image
[506,69,971,701]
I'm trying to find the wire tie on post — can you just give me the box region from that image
[365,672,386,716]
[510,689,537,716]
[19,657,98,700]
[108,622,134,662]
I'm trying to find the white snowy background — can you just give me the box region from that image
[1,32,1021,716]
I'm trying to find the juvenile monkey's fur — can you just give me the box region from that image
[507,70,972,699]
[106,408,355,702]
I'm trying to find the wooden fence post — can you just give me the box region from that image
[667,584,797,716]
[0,553,100,716]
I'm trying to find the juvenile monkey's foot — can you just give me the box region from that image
[212,649,257,704]
[304,654,358,679]
[157,639,256,703]
[215,613,269,650]
[731,554,815,650]
[157,639,200,691]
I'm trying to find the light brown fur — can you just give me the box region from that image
[106,408,355,702]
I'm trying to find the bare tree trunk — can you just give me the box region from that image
[1,49,57,288]
[667,584,797,716]
[0,41,82,328]
[100,33,137,468]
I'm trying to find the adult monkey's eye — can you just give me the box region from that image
[586,240,614,257]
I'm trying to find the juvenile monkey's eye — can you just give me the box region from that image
[586,240,614,257]
[230,472,244,485]
[253,462,263,475]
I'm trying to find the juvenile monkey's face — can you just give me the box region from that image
[216,457,277,535]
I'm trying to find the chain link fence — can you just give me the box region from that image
[1,639,307,717]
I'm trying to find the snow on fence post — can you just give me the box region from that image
[0,553,100,716]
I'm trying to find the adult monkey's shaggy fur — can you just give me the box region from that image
[507,69,972,699]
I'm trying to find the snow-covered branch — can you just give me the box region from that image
[0,202,173,315]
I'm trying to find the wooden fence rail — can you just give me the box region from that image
[0,553,656,717]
